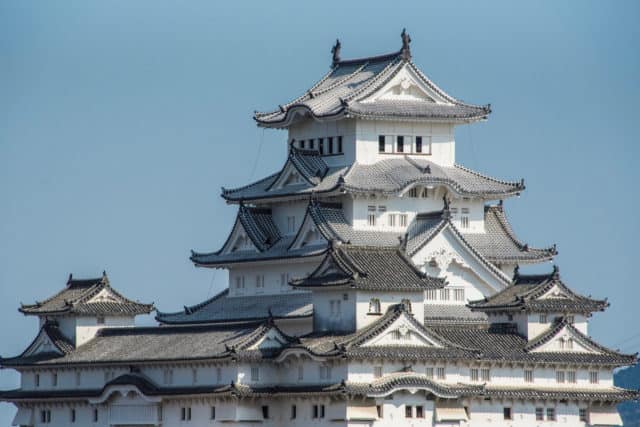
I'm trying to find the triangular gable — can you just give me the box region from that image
[411,221,510,295]
[528,323,606,354]
[359,64,447,104]
[219,216,260,255]
[538,283,572,300]
[21,326,68,358]
[360,311,444,348]
[309,249,354,281]
[86,288,124,305]
[269,161,313,191]
[245,327,291,351]
[289,207,330,250]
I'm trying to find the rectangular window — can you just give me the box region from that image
[52,372,58,386]
[470,368,479,382]
[503,407,512,420]
[440,288,450,301]
[97,315,105,325]
[408,188,418,198]
[524,369,533,383]
[420,188,429,198]
[388,214,396,227]
[547,407,556,421]
[309,139,314,150]
[376,405,383,418]
[425,367,434,379]
[320,405,325,418]
[454,288,465,301]
[416,136,423,153]
[319,365,331,379]
[567,370,576,383]
[35,373,40,387]
[328,137,333,154]
[399,214,408,227]
[405,405,413,418]
[287,216,296,233]
[368,214,376,226]
[416,406,424,418]
[75,371,81,386]
[396,135,404,153]
[211,406,216,420]
[460,216,469,228]
[437,367,446,380]
[291,405,297,419]
[251,367,260,381]
[312,405,319,419]
[579,408,588,422]
[337,136,343,153]
[297,365,304,381]
[71,408,76,423]
[377,205,386,212]
[318,138,324,155]
[539,314,547,323]
[299,139,305,149]
[192,368,198,384]
[426,289,437,300]
[216,367,222,382]
[93,408,99,422]
[481,368,491,381]
[535,407,544,421]
[378,135,385,153]
[590,371,599,384]
[374,366,383,378]
[262,405,269,419]
[556,370,565,383]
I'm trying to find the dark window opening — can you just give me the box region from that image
[503,407,512,420]
[262,405,269,419]
[416,136,423,153]
[376,405,383,418]
[318,138,324,155]
[328,137,333,154]
[299,139,305,149]
[397,135,404,153]
[291,405,297,419]
[416,406,424,418]
[337,136,343,153]
[211,406,216,420]
[405,405,413,418]
[378,135,385,152]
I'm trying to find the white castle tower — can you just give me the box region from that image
[1,31,635,427]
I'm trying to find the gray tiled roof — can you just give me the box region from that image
[291,244,444,291]
[156,289,312,325]
[19,273,154,317]
[468,266,608,314]
[424,304,488,325]
[254,47,489,127]
[237,205,281,252]
[483,385,639,402]
[269,146,329,187]
[222,157,523,203]
[462,205,556,264]
[1,322,281,366]
[347,372,483,398]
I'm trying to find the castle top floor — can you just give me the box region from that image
[254,31,490,167]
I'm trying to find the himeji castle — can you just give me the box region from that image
[2,31,637,427]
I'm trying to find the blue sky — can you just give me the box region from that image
[1,0,639,423]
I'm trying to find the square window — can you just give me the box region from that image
[405,405,413,418]
[503,407,512,420]
[97,316,105,325]
[539,314,547,323]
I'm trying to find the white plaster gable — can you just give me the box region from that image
[538,284,571,300]
[360,65,450,104]
[21,328,64,358]
[221,220,259,255]
[86,288,123,305]
[530,325,603,354]
[246,328,290,351]
[412,226,509,296]
[89,383,161,404]
[289,211,328,250]
[361,312,443,348]
[270,162,311,191]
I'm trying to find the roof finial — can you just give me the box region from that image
[513,264,520,281]
[552,265,560,279]
[331,39,341,67]
[400,28,412,61]
[442,194,451,219]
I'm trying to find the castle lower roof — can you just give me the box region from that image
[18,272,154,317]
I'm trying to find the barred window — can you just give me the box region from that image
[524,369,533,383]
[590,371,599,384]
[436,367,446,379]
[425,367,434,379]
[470,368,479,382]
[567,371,576,383]
[535,407,544,421]
[547,407,556,421]
[579,408,588,422]
[399,214,408,227]
[440,288,450,301]
[556,370,565,383]
[374,366,383,378]
[481,368,491,381]
[388,214,396,227]
[454,288,465,301]
[426,289,437,300]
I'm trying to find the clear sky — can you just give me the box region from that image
[1,0,639,423]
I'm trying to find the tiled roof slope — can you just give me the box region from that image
[405,207,555,266]
[267,146,329,188]
[468,266,608,314]
[462,204,556,264]
[156,289,312,325]
[19,272,154,317]
[254,36,490,128]
[290,244,444,291]
[222,157,523,203]
[1,321,291,366]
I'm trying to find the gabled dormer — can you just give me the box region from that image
[468,266,608,338]
[18,272,154,347]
